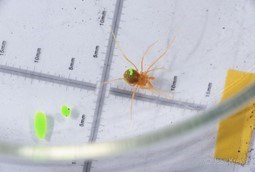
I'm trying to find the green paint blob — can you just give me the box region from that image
[129,68,134,76]
[34,112,47,139]
[61,105,71,117]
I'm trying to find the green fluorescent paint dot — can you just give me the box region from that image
[34,112,47,139]
[129,68,134,76]
[61,105,71,117]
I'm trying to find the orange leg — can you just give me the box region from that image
[147,81,160,95]
[130,86,139,120]
[138,83,162,96]
[148,76,155,80]
[147,81,173,99]
[145,67,166,74]
[146,35,176,72]
[111,32,138,71]
[99,77,124,88]
[140,41,158,72]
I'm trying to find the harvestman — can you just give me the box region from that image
[103,32,176,119]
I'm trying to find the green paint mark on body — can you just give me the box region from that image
[129,68,134,76]
[61,105,71,117]
[34,112,47,139]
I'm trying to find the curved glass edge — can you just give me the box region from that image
[1,82,255,163]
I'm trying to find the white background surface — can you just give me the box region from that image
[0,0,255,171]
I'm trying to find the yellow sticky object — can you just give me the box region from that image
[214,69,255,164]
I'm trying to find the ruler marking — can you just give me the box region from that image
[0,64,96,90]
[83,0,124,172]
[110,87,206,111]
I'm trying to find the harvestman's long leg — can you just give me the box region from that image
[111,32,138,71]
[140,41,158,72]
[130,86,139,120]
[147,81,173,99]
[100,77,124,87]
[146,36,176,73]
[145,66,166,74]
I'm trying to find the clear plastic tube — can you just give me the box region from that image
[0,82,255,163]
